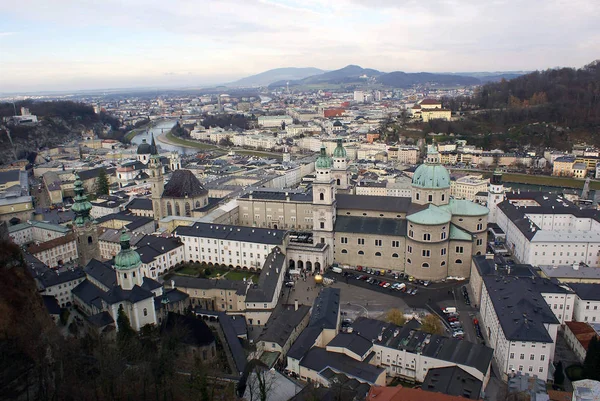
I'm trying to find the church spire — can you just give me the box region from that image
[71,172,93,227]
[150,133,158,156]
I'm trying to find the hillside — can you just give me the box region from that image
[419,61,600,151]
[0,100,123,164]
[228,67,325,87]
[269,64,486,88]
[377,71,479,87]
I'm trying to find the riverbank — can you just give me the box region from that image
[494,172,600,191]
[124,120,155,142]
[159,131,283,159]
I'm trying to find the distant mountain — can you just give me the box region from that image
[228,67,325,87]
[268,65,490,88]
[376,72,480,88]
[270,65,382,88]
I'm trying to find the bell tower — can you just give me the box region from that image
[148,135,164,220]
[487,169,505,223]
[72,172,99,266]
[332,138,350,191]
[312,144,336,265]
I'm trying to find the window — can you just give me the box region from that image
[539,367,544,373]
[422,249,430,257]
[409,230,414,238]
[477,223,483,230]
[358,251,364,255]
[528,366,533,372]
[407,258,411,264]
[392,240,400,248]
[341,249,348,254]
[392,253,399,258]
[375,252,381,257]
[510,353,514,359]
[476,239,483,246]
[416,193,420,200]
[143,308,148,317]
[319,193,324,201]
[455,259,463,264]
[358,238,365,245]
[320,222,325,229]
[540,355,545,361]
[441,232,447,240]
[441,248,447,256]
[375,239,382,246]
[422,263,429,268]
[423,233,431,241]
[407,245,412,253]
[341,237,348,244]
[520,354,524,360]
[530,354,535,361]
[428,194,433,202]
[456,246,464,253]
[441,194,445,201]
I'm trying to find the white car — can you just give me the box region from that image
[452,330,464,337]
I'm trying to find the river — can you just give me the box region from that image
[130,119,199,155]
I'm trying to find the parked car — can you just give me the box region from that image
[379,281,387,287]
[423,280,430,287]
[383,282,391,288]
[412,289,418,296]
[357,266,363,272]
[452,331,464,337]
[366,278,374,284]
[447,317,458,322]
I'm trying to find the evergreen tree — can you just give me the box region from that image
[583,336,600,380]
[116,304,135,348]
[554,361,565,385]
[96,168,110,196]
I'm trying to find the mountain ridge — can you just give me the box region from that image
[227,67,325,87]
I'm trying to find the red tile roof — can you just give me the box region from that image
[367,386,481,401]
[565,321,598,350]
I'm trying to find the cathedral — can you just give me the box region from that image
[237,141,489,281]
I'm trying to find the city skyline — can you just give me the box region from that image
[1,0,599,92]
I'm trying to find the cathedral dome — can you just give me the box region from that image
[332,139,347,158]
[412,164,451,189]
[137,139,153,154]
[114,230,142,271]
[315,145,333,169]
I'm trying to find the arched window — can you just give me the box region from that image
[336,179,341,186]
[442,194,445,201]
[423,233,431,241]
[416,193,420,200]
[441,232,447,240]
[341,249,348,254]
[185,202,191,217]
[441,261,446,266]
[358,251,364,255]
[175,203,181,216]
[422,263,430,268]
[167,202,173,215]
[476,251,482,255]
[392,253,399,258]
[455,259,463,264]
[123,273,127,279]
[88,236,93,244]
[143,308,148,316]
[319,192,324,201]
[196,200,201,208]
[375,252,381,256]
[407,258,411,264]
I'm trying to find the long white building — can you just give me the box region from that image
[496,192,600,267]
[173,223,288,270]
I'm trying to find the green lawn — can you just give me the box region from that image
[224,270,259,281]
[176,264,202,276]
[165,131,221,150]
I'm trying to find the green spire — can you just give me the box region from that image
[332,138,347,158]
[315,144,333,169]
[71,172,93,227]
[114,229,142,271]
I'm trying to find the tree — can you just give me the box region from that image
[385,308,406,326]
[420,314,444,335]
[116,304,135,350]
[219,136,234,147]
[554,361,565,385]
[583,335,600,380]
[95,168,109,196]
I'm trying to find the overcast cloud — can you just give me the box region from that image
[1,0,599,92]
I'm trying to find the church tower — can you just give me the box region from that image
[487,169,505,223]
[169,151,181,171]
[312,144,336,266]
[114,230,144,290]
[72,172,99,266]
[148,135,164,220]
[331,138,350,191]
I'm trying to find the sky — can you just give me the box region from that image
[1,0,599,93]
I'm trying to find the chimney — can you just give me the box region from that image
[170,279,174,288]
[294,299,298,311]
[486,253,494,260]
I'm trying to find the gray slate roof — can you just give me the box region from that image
[483,275,564,342]
[569,283,600,301]
[246,247,286,303]
[85,259,117,289]
[171,276,248,295]
[300,347,384,385]
[309,287,340,330]
[334,215,406,236]
[258,304,311,347]
[327,332,373,358]
[175,222,286,245]
[422,366,483,400]
[163,170,208,198]
[336,194,412,213]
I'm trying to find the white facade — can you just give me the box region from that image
[9,221,70,245]
[139,244,185,278]
[451,175,489,201]
[479,283,557,381]
[258,115,293,128]
[573,296,600,323]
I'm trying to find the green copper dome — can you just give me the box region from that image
[114,230,142,271]
[332,139,347,158]
[315,145,333,169]
[72,172,93,227]
[412,145,450,189]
